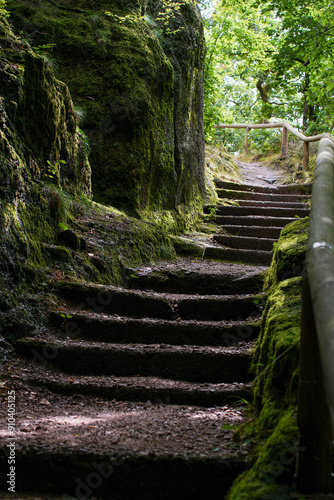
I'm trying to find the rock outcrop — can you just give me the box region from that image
[0,16,91,279]
[7,0,206,214]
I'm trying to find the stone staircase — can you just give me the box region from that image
[0,179,310,499]
[203,180,310,265]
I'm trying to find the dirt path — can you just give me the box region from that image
[235,159,289,186]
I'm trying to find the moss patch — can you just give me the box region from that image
[227,218,309,499]
[227,407,299,500]
[264,217,309,289]
[253,276,302,417]
[0,18,91,283]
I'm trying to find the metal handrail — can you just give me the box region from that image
[298,135,334,493]
[216,121,327,168]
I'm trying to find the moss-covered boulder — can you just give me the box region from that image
[7,0,205,215]
[227,218,309,499]
[147,0,206,207]
[264,217,309,287]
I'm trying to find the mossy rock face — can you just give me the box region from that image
[6,0,205,214]
[0,22,91,197]
[0,19,91,281]
[252,218,309,422]
[170,235,205,257]
[17,54,91,196]
[147,0,206,207]
[227,408,299,500]
[253,276,302,414]
[264,217,308,290]
[227,218,309,499]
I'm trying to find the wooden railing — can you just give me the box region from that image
[217,122,327,168]
[297,134,334,493]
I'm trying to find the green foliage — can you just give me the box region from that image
[77,127,90,157]
[154,0,188,34]
[45,159,67,179]
[58,222,69,231]
[203,205,217,221]
[0,0,8,19]
[248,129,282,153]
[203,0,334,151]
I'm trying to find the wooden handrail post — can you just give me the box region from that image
[245,127,250,154]
[297,275,332,493]
[303,141,309,169]
[281,126,288,158]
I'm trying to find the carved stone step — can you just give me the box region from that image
[218,225,283,239]
[0,388,247,499]
[214,205,309,218]
[217,188,308,203]
[214,179,312,195]
[214,234,276,251]
[15,338,254,383]
[50,310,260,347]
[203,246,273,266]
[22,368,253,407]
[215,215,296,227]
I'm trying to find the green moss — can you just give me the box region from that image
[170,235,204,257]
[141,193,205,235]
[227,218,308,499]
[227,408,299,500]
[7,1,177,213]
[7,0,206,219]
[264,217,309,290]
[253,276,302,415]
[43,244,73,263]
[205,144,241,203]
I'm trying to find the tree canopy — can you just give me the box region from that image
[203,0,334,149]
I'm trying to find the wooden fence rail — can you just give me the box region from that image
[217,122,327,168]
[297,135,334,493]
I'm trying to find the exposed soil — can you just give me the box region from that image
[235,159,290,186]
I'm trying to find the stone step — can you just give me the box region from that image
[22,369,253,407]
[203,246,273,266]
[214,234,276,251]
[234,199,308,209]
[214,205,309,218]
[214,179,312,195]
[56,282,263,322]
[16,338,253,383]
[0,450,246,500]
[125,261,266,295]
[50,310,260,347]
[56,282,176,320]
[215,215,296,227]
[219,225,283,239]
[173,293,263,321]
[0,388,248,499]
[217,188,307,203]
